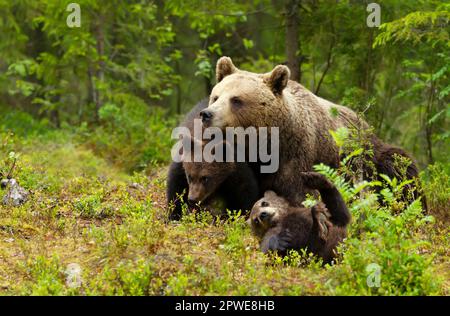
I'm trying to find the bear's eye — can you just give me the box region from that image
[261,201,269,207]
[230,96,243,107]
[212,96,218,102]
[200,176,209,184]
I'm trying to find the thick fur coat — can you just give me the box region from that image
[249,172,351,263]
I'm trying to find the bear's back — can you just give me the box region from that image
[286,80,366,131]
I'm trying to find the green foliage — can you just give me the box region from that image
[1,1,180,125]
[98,259,156,296]
[0,109,50,137]
[22,255,67,296]
[421,162,450,221]
[86,103,176,171]
[1,1,448,165]
[328,198,439,295]
[73,193,114,219]
[222,211,247,255]
[374,10,449,47]
[310,130,441,295]
[373,5,449,165]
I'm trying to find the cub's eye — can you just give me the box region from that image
[212,96,218,102]
[230,97,243,107]
[261,201,269,207]
[200,176,209,184]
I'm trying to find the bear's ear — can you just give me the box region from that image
[209,139,234,162]
[265,65,290,95]
[216,56,237,82]
[181,135,203,162]
[264,190,278,198]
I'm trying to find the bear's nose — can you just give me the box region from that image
[199,110,213,123]
[259,211,269,220]
[187,198,197,205]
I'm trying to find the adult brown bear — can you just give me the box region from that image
[198,57,424,208]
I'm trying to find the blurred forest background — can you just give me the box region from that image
[0,0,449,296]
[0,0,448,170]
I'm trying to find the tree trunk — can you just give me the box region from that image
[376,84,393,135]
[50,109,60,128]
[315,38,334,95]
[94,16,105,121]
[204,77,212,97]
[88,66,98,119]
[175,60,182,114]
[285,0,301,82]
[425,81,435,164]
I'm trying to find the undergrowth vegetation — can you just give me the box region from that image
[0,110,448,296]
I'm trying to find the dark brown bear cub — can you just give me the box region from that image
[167,99,209,220]
[167,99,259,220]
[181,137,259,218]
[248,172,351,264]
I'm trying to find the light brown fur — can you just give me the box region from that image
[205,57,367,205]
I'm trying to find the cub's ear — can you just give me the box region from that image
[264,190,278,198]
[216,56,237,82]
[265,65,290,95]
[181,135,203,162]
[205,139,235,163]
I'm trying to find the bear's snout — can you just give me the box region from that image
[199,110,213,125]
[188,186,206,205]
[187,197,197,205]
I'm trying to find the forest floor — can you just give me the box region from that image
[0,131,448,295]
